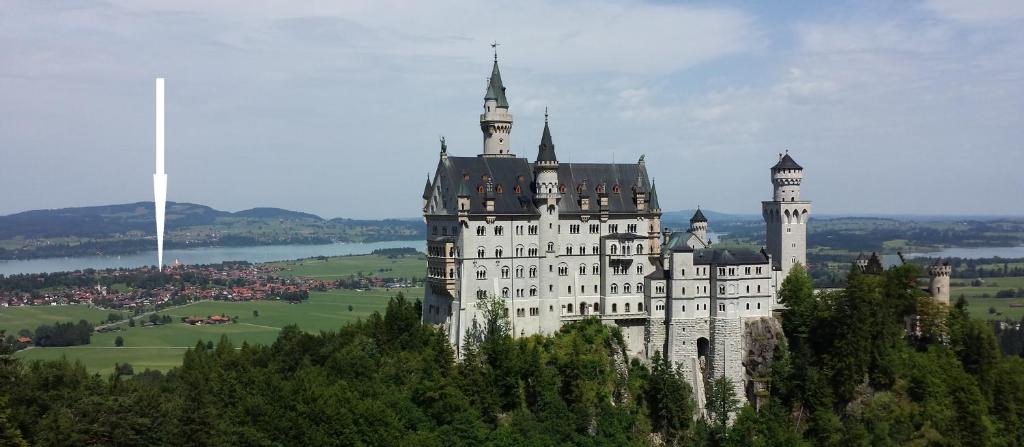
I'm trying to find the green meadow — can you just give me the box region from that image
[270,254,426,280]
[952,276,1024,320]
[13,288,419,375]
[0,304,115,335]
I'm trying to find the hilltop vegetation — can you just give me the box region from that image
[0,202,422,260]
[3,266,1024,446]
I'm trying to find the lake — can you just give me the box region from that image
[0,240,427,276]
[904,246,1024,259]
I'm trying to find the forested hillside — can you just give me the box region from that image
[2,266,1023,446]
[0,202,423,260]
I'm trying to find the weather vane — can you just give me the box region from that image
[491,41,500,61]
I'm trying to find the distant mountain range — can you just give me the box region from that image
[0,202,422,260]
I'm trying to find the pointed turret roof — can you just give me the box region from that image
[690,207,707,223]
[536,121,557,163]
[648,181,660,209]
[772,152,803,170]
[422,176,432,199]
[484,60,509,108]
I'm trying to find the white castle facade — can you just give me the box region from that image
[421,57,810,401]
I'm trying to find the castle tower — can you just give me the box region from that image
[480,54,514,157]
[762,152,811,282]
[534,113,562,334]
[928,260,951,305]
[689,208,708,245]
[648,181,663,253]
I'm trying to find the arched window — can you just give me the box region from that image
[625,303,631,312]
[567,303,574,313]
[611,245,618,255]
[636,264,644,275]
[612,303,618,313]
[579,264,587,275]
[501,287,509,298]
[529,265,537,278]
[529,286,537,296]
[636,244,644,254]
[579,302,586,315]
[637,283,644,293]
[501,266,510,279]
[611,283,618,294]
[638,302,644,312]
[566,246,573,255]
[592,264,600,275]
[516,266,524,278]
[477,247,485,258]
[579,245,586,255]
[547,242,554,252]
[624,283,631,293]
[495,247,503,258]
[476,267,487,280]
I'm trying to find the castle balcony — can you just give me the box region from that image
[427,276,457,297]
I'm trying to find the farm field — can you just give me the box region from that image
[270,253,425,280]
[952,276,1024,320]
[13,287,419,375]
[0,304,115,335]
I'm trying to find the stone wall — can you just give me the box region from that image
[709,317,746,399]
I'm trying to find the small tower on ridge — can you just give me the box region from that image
[928,260,951,305]
[689,207,708,245]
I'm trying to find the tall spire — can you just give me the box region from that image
[649,181,660,210]
[484,59,509,108]
[536,111,557,163]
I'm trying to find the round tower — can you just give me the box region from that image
[928,260,951,305]
[534,112,561,334]
[689,208,708,244]
[480,54,514,157]
[771,151,803,202]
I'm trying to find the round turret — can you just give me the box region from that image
[927,260,951,305]
[771,152,803,202]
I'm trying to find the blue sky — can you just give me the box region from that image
[1,0,1022,218]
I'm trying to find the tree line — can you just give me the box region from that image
[2,265,1024,445]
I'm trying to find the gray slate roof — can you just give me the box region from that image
[772,153,803,170]
[484,61,509,108]
[690,208,707,223]
[693,248,769,266]
[536,121,557,163]
[648,181,660,209]
[429,155,654,216]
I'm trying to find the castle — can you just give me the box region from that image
[420,55,809,401]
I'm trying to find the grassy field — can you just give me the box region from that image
[270,253,425,280]
[951,276,1024,320]
[13,287,420,375]
[0,304,116,335]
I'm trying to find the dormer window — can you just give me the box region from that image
[496,184,503,194]
[477,185,485,193]
[612,184,621,194]
[559,184,566,193]
[514,184,522,194]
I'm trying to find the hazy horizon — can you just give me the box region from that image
[3,0,1023,218]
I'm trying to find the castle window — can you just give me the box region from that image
[681,268,685,277]
[611,245,618,255]
[625,303,631,312]
[757,302,761,309]
[515,246,524,257]
[477,247,485,258]
[567,303,574,313]
[593,244,600,253]
[590,224,600,234]
[530,307,539,316]
[719,285,726,294]
[636,244,643,254]
[501,266,510,279]
[756,267,762,274]
[613,303,618,313]
[592,264,600,275]
[517,308,525,317]
[611,283,618,294]
[530,286,537,296]
[757,285,761,293]
[638,303,644,312]
[746,303,750,310]
[637,283,644,293]
[547,242,554,252]
[627,224,637,233]
[719,303,726,312]
[568,286,573,294]
[558,266,568,276]
[502,287,509,298]
[495,184,503,194]
[745,267,751,275]
[682,287,686,295]
[636,265,644,275]
[476,226,485,236]
[746,285,750,293]
[570,224,580,234]
[514,184,522,194]
[579,264,587,275]
[476,267,487,280]
[495,226,503,236]
[529,266,537,278]
[566,246,573,255]
[624,283,631,293]
[579,245,585,255]
[612,184,621,193]
[516,266,524,278]
[495,247,503,257]
[477,185,485,193]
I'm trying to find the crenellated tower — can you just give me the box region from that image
[689,208,708,245]
[762,151,811,283]
[928,260,951,305]
[480,54,514,157]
